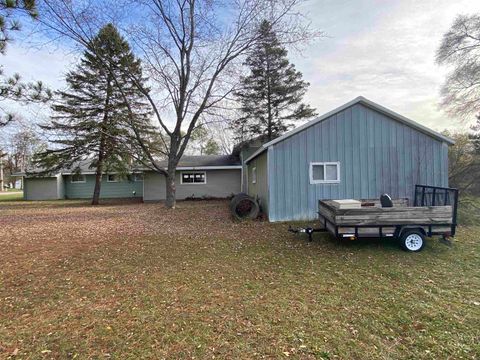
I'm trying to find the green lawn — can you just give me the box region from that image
[0,200,478,359]
[0,192,23,201]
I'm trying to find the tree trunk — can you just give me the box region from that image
[266,55,273,141]
[92,164,103,205]
[91,73,112,206]
[0,155,4,192]
[165,161,176,209]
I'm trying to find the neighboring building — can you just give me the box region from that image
[17,155,241,201]
[14,96,455,223]
[245,96,454,222]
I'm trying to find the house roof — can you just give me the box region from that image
[231,134,272,157]
[153,155,241,169]
[13,155,241,176]
[245,96,455,164]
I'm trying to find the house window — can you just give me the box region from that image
[133,173,143,182]
[71,174,86,183]
[107,174,119,182]
[181,171,206,184]
[252,167,257,184]
[309,162,340,184]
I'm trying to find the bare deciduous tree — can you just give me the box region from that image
[444,131,480,193]
[38,0,319,208]
[437,14,480,121]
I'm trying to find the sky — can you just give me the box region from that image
[1,0,480,147]
[293,0,480,132]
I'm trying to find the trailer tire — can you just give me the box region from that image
[399,230,425,252]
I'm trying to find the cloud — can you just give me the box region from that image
[292,0,480,132]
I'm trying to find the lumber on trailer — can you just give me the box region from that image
[330,199,362,209]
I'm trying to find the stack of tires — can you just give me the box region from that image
[230,193,260,220]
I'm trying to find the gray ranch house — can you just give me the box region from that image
[244,96,454,222]
[17,96,453,222]
[19,155,242,201]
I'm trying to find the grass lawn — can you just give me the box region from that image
[0,200,478,359]
[0,192,23,202]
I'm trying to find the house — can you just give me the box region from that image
[232,135,271,192]
[143,155,241,201]
[245,96,454,222]
[15,96,454,222]
[18,155,241,201]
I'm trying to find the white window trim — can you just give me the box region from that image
[252,166,257,184]
[107,174,119,183]
[70,174,86,183]
[309,162,341,184]
[180,171,207,185]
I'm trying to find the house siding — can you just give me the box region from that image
[144,169,241,201]
[240,146,263,192]
[65,175,143,199]
[247,151,269,215]
[268,103,449,222]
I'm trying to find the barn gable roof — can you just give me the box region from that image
[245,96,455,164]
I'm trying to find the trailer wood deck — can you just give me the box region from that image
[289,185,458,251]
[318,198,454,238]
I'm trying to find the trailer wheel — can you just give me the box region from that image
[400,230,425,252]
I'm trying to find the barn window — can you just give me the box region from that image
[71,174,86,183]
[181,171,206,184]
[252,167,257,184]
[310,162,340,184]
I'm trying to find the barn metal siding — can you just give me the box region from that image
[268,103,449,222]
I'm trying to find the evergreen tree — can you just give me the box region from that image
[36,24,153,205]
[233,20,316,141]
[203,138,221,155]
[0,0,51,127]
[0,0,38,54]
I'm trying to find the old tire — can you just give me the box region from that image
[229,193,249,212]
[400,230,425,252]
[230,193,260,220]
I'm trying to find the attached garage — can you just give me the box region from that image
[23,176,62,200]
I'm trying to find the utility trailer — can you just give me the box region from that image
[290,185,458,252]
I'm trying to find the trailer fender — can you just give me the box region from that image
[397,226,426,239]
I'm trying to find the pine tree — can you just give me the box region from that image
[0,0,51,127]
[0,0,38,54]
[36,24,153,205]
[233,20,316,141]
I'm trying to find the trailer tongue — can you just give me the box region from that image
[289,185,459,252]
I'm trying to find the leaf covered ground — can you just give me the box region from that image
[0,199,479,359]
